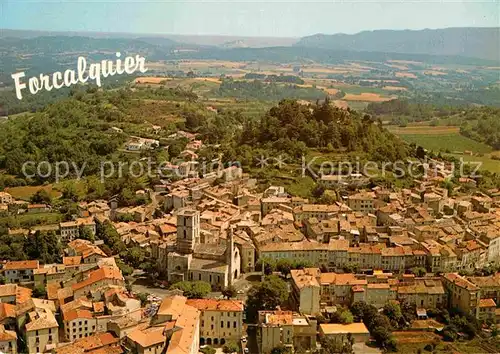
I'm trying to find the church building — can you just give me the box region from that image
[166,208,241,289]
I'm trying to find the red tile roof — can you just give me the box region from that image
[479,298,496,308]
[4,260,39,270]
[63,309,93,322]
[72,267,123,291]
[186,299,244,312]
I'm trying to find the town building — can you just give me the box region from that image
[0,324,17,354]
[442,273,480,318]
[319,323,370,345]
[165,209,241,289]
[186,298,244,346]
[290,268,321,315]
[3,260,39,285]
[257,311,317,354]
[25,309,59,354]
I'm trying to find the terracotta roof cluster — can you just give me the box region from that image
[72,267,123,292]
[54,332,119,354]
[67,239,106,260]
[128,295,200,353]
[443,273,479,291]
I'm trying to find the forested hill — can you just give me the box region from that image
[202,99,412,163]
[295,27,500,61]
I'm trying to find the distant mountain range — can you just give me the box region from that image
[1,27,498,63]
[295,27,500,61]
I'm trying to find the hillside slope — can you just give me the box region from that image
[295,27,500,61]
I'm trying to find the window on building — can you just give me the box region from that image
[234,321,237,328]
[221,321,224,328]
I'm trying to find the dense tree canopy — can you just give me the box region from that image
[245,275,289,323]
[169,281,212,299]
[239,99,410,162]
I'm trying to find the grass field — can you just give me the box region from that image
[0,212,63,228]
[5,185,62,201]
[398,134,492,154]
[388,125,493,154]
[449,153,500,173]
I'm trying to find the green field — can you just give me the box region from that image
[449,153,500,173]
[5,185,62,201]
[387,125,493,154]
[397,134,492,153]
[346,101,370,111]
[0,212,63,228]
[386,124,499,172]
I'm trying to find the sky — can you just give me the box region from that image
[2,0,499,37]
